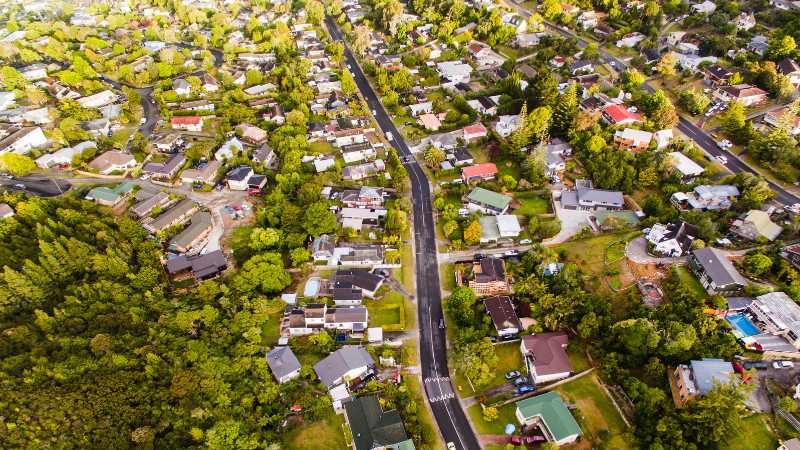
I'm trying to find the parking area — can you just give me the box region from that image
[543,199,592,246]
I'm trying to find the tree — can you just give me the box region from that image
[303,201,338,236]
[423,146,445,168]
[656,52,678,77]
[446,286,477,325]
[306,0,325,25]
[452,339,498,388]
[678,89,711,115]
[552,83,578,134]
[743,253,772,278]
[384,208,409,236]
[309,331,334,353]
[539,0,561,20]
[341,70,356,96]
[780,396,798,413]
[680,382,749,448]
[621,69,646,90]
[352,25,371,56]
[463,220,481,245]
[483,406,499,422]
[249,227,282,250]
[720,101,746,142]
[0,153,36,176]
[232,253,291,294]
[768,35,796,60]
[648,90,679,129]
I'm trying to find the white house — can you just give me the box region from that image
[36,141,96,168]
[0,127,47,155]
[691,0,717,14]
[20,64,47,81]
[408,101,433,117]
[0,92,16,111]
[215,137,244,161]
[495,114,521,138]
[616,33,646,48]
[437,61,473,84]
[668,151,704,179]
[76,90,118,109]
[520,332,572,384]
[173,79,192,97]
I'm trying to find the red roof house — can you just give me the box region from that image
[171,116,204,131]
[602,104,642,125]
[463,123,488,142]
[462,163,498,183]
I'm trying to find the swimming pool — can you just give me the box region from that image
[726,314,759,337]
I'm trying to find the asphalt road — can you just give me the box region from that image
[506,1,800,206]
[325,17,481,450]
[0,176,71,197]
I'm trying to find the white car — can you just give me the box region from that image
[386,132,393,141]
[773,361,795,369]
[504,250,519,256]
[371,109,377,116]
[519,239,532,245]
[715,155,728,164]
[447,443,456,450]
[347,64,351,70]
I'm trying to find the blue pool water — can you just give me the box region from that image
[726,314,759,337]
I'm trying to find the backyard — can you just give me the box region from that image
[452,341,524,397]
[366,291,406,331]
[513,192,551,217]
[723,414,777,450]
[283,409,349,450]
[674,265,708,298]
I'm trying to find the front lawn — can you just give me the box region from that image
[723,414,777,450]
[467,403,519,435]
[284,409,349,450]
[555,373,633,450]
[309,141,335,154]
[261,300,286,346]
[674,266,708,299]
[366,291,406,331]
[452,341,524,397]
[513,192,550,216]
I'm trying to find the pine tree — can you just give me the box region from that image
[552,83,578,134]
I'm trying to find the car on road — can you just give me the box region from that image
[439,318,445,329]
[140,117,146,124]
[504,250,519,257]
[716,140,732,150]
[786,203,800,215]
[140,174,150,180]
[447,443,456,450]
[386,132,393,141]
[13,183,25,189]
[715,155,728,164]
[519,239,532,245]
[371,109,377,116]
[774,361,795,369]
[517,385,535,394]
[347,64,351,70]
[505,370,521,380]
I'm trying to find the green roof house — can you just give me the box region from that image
[466,187,512,215]
[344,394,415,450]
[515,391,582,446]
[84,182,135,207]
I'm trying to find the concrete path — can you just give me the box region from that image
[542,200,592,246]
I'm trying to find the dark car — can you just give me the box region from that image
[743,361,768,370]
[517,385,535,395]
[474,253,486,260]
[513,377,528,386]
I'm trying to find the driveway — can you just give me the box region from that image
[625,237,688,265]
[542,200,592,246]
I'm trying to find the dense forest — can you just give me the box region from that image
[0,192,322,448]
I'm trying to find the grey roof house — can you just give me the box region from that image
[689,247,748,295]
[168,212,212,254]
[561,180,624,210]
[313,346,375,389]
[266,346,302,384]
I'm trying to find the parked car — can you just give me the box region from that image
[439,318,445,329]
[519,239,532,245]
[517,385,535,394]
[715,155,728,164]
[513,377,528,386]
[505,370,521,380]
[774,361,795,369]
[473,253,486,260]
[504,250,519,256]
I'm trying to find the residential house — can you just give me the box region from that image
[408,101,433,117]
[0,127,47,155]
[732,210,782,241]
[165,249,227,283]
[340,186,386,208]
[341,142,376,164]
[571,60,594,75]
[646,221,699,257]
[577,10,600,29]
[142,153,185,181]
[22,107,51,125]
[765,108,800,135]
[342,160,385,181]
[466,187,512,215]
[462,163,498,183]
[225,166,254,191]
[467,97,497,116]
[458,257,510,296]
[170,116,204,132]
[169,212,213,254]
[479,214,522,243]
[748,35,769,57]
[237,123,269,146]
[76,90,118,109]
[173,79,192,96]
[602,104,642,125]
[463,123,489,142]
[340,207,387,231]
[437,61,473,84]
[516,32,543,48]
[344,395,414,450]
[332,269,384,300]
[314,155,336,173]
[20,64,47,81]
[616,32,646,48]
[179,99,214,112]
[202,73,219,92]
[495,114,521,138]
[670,358,734,407]
[129,191,170,219]
[84,182,135,207]
[153,134,185,153]
[515,392,582,446]
[0,92,15,111]
[545,139,571,177]
[484,296,520,338]
[501,13,528,32]
[266,346,301,384]
[690,0,717,14]
[36,141,96,168]
[614,128,653,152]
[560,180,624,211]
[520,332,572,384]
[689,247,748,295]
[144,199,198,234]
[253,145,278,169]
[449,147,475,167]
[777,58,800,87]
[244,83,277,96]
[671,184,740,210]
[181,160,220,186]
[746,292,800,351]
[82,118,110,138]
[676,42,700,56]
[313,346,375,389]
[333,244,386,268]
[736,12,756,30]
[418,113,447,131]
[312,234,336,262]
[667,151,704,180]
[88,150,136,175]
[714,84,768,107]
[0,203,14,219]
[216,137,244,161]
[642,48,661,65]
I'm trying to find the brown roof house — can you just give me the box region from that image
[484,296,521,338]
[457,257,510,296]
[88,150,137,175]
[520,332,572,384]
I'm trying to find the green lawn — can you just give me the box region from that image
[366,291,406,331]
[309,141,334,154]
[439,263,456,292]
[513,192,550,216]
[554,231,639,280]
[467,403,519,435]
[567,343,592,373]
[606,241,626,263]
[405,375,444,449]
[723,414,777,450]
[555,373,633,450]
[453,341,524,397]
[675,266,708,298]
[261,301,286,346]
[284,409,349,450]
